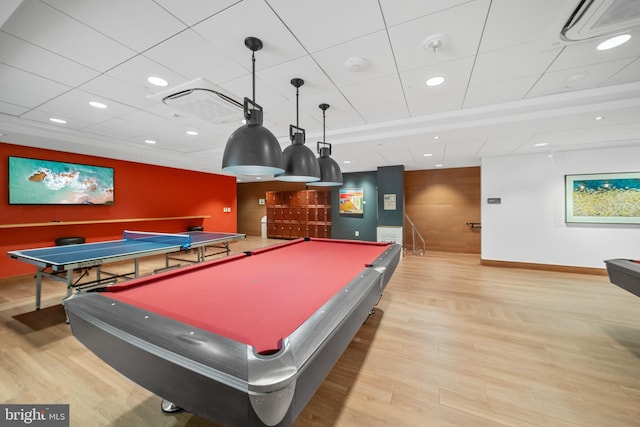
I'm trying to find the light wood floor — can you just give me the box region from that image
[1,237,639,427]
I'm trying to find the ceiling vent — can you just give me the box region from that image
[561,0,640,41]
[151,77,243,124]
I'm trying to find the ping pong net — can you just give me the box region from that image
[123,230,192,250]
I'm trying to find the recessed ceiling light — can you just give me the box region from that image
[435,163,443,167]
[595,116,604,120]
[534,142,548,147]
[144,139,157,144]
[343,160,351,164]
[186,130,198,136]
[256,177,262,180]
[147,76,168,87]
[49,118,67,124]
[433,136,440,140]
[426,76,445,87]
[89,101,108,109]
[423,153,433,157]
[597,34,631,51]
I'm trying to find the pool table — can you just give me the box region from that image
[64,237,401,426]
[605,259,640,298]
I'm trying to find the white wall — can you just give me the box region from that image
[481,146,640,269]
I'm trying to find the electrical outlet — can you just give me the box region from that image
[355,231,359,237]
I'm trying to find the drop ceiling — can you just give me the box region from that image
[1,0,639,180]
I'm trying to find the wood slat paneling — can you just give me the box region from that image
[405,167,481,253]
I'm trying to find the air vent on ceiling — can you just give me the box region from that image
[152,78,244,124]
[561,0,640,41]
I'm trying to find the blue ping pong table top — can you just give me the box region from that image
[9,231,245,267]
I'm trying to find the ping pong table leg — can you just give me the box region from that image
[35,269,43,310]
[66,270,73,298]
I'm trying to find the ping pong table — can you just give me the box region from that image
[8,230,246,309]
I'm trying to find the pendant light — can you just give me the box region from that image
[222,37,284,176]
[275,78,320,182]
[307,103,343,186]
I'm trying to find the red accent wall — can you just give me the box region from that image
[0,142,237,279]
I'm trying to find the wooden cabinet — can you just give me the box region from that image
[266,189,331,239]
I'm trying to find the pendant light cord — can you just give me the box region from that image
[295,86,299,127]
[322,108,326,142]
[251,51,256,104]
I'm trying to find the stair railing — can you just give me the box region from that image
[404,213,425,255]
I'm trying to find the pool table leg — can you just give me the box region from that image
[161,399,182,413]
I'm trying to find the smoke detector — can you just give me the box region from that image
[344,57,369,72]
[148,77,243,124]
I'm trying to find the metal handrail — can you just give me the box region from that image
[404,213,425,255]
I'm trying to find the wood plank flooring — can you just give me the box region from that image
[1,237,639,426]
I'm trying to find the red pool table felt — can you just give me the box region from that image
[103,238,390,354]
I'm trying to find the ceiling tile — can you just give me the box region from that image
[0,100,30,116]
[41,0,186,52]
[21,108,95,130]
[192,0,307,70]
[478,0,575,52]
[388,0,490,72]
[153,0,241,26]
[401,56,475,98]
[30,89,139,125]
[603,58,640,86]
[379,0,473,27]
[0,0,22,26]
[0,63,70,109]
[78,56,190,110]
[0,32,99,87]
[143,30,246,84]
[464,77,539,108]
[356,101,410,124]
[267,0,385,52]
[526,58,637,98]
[311,30,397,87]
[470,40,562,87]
[344,74,405,111]
[2,0,136,72]
[477,134,532,157]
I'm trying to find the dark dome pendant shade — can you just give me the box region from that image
[222,37,284,176]
[307,103,343,186]
[275,78,320,182]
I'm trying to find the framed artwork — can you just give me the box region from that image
[383,193,396,210]
[8,156,114,205]
[339,188,364,214]
[565,172,640,224]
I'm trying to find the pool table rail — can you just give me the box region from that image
[605,259,640,297]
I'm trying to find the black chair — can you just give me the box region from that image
[55,236,85,246]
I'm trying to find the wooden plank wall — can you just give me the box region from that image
[404,167,481,254]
